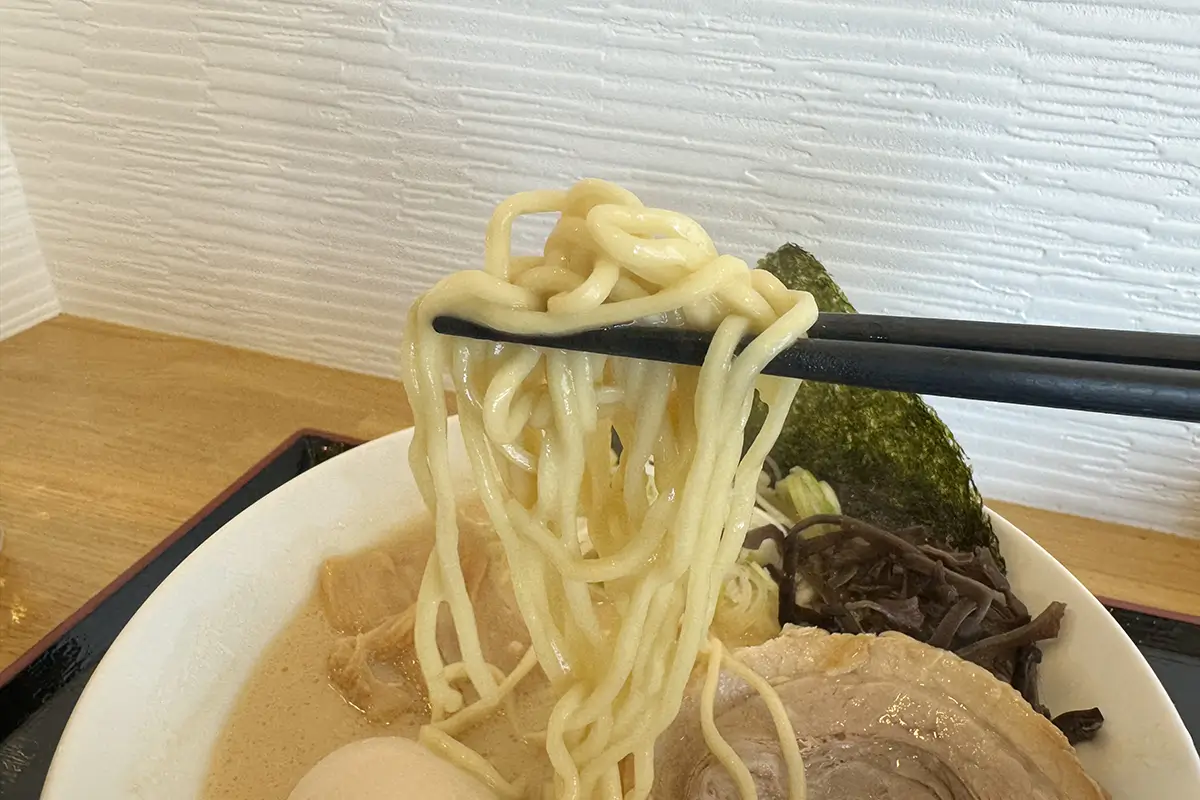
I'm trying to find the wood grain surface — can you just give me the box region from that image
[1,315,1198,671]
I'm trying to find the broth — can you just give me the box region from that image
[203,507,552,798]
[202,595,388,798]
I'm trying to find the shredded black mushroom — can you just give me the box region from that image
[762,455,785,486]
[1012,644,1048,717]
[1052,708,1106,744]
[764,513,1103,743]
[744,524,785,552]
[956,602,1065,662]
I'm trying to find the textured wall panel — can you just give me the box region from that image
[0,1,1196,534]
[0,120,58,340]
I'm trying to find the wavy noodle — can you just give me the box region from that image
[402,179,816,799]
[701,638,758,798]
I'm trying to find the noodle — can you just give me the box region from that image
[700,639,757,798]
[402,179,818,799]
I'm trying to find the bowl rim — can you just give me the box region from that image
[41,424,1200,797]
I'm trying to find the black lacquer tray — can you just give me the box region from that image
[0,432,357,798]
[0,431,1196,798]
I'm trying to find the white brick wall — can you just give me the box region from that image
[0,119,58,340]
[0,1,1196,534]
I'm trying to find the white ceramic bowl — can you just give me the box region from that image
[42,422,1200,798]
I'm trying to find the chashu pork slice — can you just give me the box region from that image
[655,626,1107,799]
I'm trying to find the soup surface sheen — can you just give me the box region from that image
[203,593,384,798]
[204,507,547,798]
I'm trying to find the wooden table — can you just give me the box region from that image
[2,316,1198,671]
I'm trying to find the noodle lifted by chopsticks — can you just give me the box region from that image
[402,179,817,800]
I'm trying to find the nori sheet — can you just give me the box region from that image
[751,244,1000,560]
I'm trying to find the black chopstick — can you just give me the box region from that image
[431,316,1200,422]
[809,313,1199,370]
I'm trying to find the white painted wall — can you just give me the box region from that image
[0,1,1196,535]
[0,119,58,340]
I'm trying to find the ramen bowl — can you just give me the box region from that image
[41,422,1200,798]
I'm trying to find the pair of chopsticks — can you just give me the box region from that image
[432,314,1200,422]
